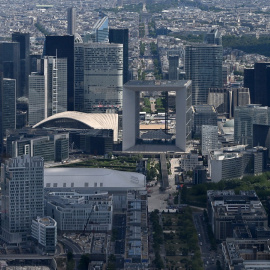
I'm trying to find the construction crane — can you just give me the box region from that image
[82,203,96,235]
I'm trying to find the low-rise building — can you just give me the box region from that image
[209,146,267,182]
[207,190,268,240]
[31,216,57,254]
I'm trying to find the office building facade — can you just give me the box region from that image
[185,44,223,105]
[67,7,76,35]
[83,43,123,113]
[44,35,75,110]
[109,28,129,84]
[201,125,219,156]
[85,17,109,43]
[1,77,16,144]
[31,216,57,254]
[234,105,270,147]
[28,56,67,126]
[1,155,44,244]
[0,42,20,97]
[12,32,30,97]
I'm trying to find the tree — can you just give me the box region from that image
[67,251,73,261]
[78,254,90,270]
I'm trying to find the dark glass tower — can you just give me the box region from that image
[109,28,129,84]
[244,68,255,104]
[244,63,270,106]
[0,42,20,98]
[254,63,270,106]
[12,32,30,97]
[44,35,75,111]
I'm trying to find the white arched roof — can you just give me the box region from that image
[33,111,118,141]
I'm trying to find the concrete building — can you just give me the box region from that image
[46,192,113,231]
[185,44,223,105]
[180,152,202,171]
[67,7,76,35]
[192,105,217,138]
[209,146,267,182]
[201,125,219,156]
[222,238,270,270]
[1,155,44,244]
[207,190,268,240]
[31,216,57,254]
[122,80,192,152]
[124,191,148,268]
[44,168,146,211]
[6,128,69,162]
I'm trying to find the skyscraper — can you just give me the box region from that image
[83,43,123,113]
[1,155,44,244]
[185,44,223,105]
[244,63,270,106]
[109,28,129,84]
[44,35,74,111]
[29,56,67,126]
[12,32,30,97]
[67,7,76,35]
[74,44,84,111]
[168,55,179,80]
[85,16,109,43]
[0,74,16,155]
[205,28,222,45]
[0,42,20,97]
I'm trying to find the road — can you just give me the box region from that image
[193,213,220,270]
[58,237,82,255]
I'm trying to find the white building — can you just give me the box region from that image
[44,168,146,210]
[46,192,113,231]
[31,216,57,254]
[1,155,44,244]
[201,125,219,156]
[29,56,67,126]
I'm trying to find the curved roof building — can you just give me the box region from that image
[44,168,146,190]
[33,111,118,141]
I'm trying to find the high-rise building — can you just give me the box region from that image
[67,7,76,35]
[1,155,44,244]
[85,17,109,43]
[208,87,250,118]
[0,42,20,97]
[234,105,270,146]
[44,35,74,111]
[244,68,255,103]
[168,55,179,80]
[28,56,67,126]
[12,32,30,97]
[109,28,129,84]
[185,44,223,105]
[0,74,16,155]
[81,43,123,113]
[205,28,222,45]
[201,125,219,156]
[74,44,84,111]
[244,63,270,106]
